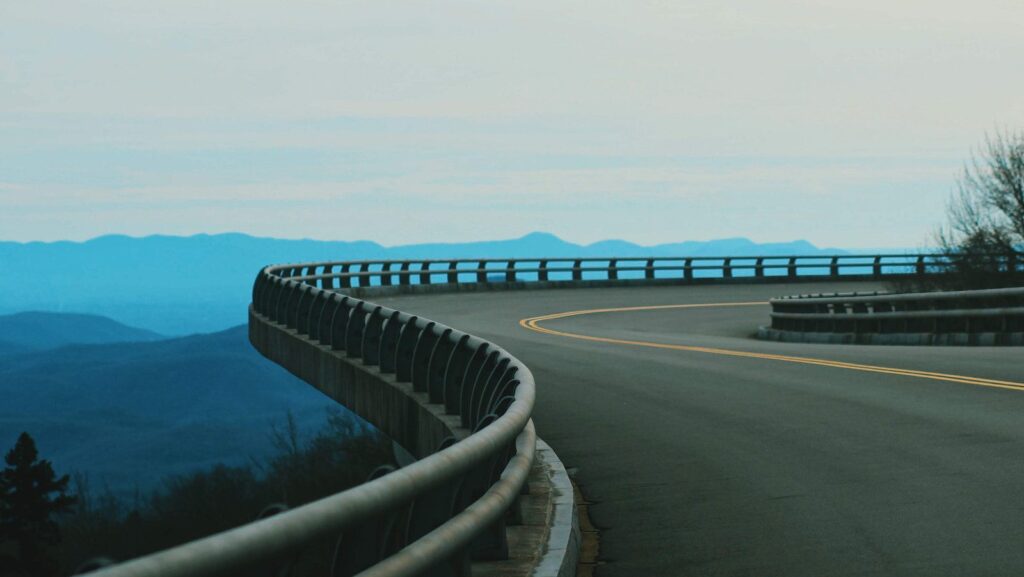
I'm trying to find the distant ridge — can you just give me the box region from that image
[0,311,162,352]
[0,323,339,496]
[0,232,849,334]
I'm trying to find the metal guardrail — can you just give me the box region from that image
[83,265,538,577]
[768,286,1024,342]
[79,251,1021,575]
[271,253,1014,290]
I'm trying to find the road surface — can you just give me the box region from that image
[375,281,1024,577]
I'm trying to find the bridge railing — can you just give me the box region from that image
[272,253,1008,290]
[767,286,1024,343]
[84,265,537,577]
[81,251,1020,575]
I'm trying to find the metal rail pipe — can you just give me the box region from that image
[764,287,1024,345]
[270,253,1020,292]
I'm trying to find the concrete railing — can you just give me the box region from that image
[762,287,1024,345]
[78,251,1019,576]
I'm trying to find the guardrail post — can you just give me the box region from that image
[345,303,367,358]
[400,262,411,286]
[506,260,516,282]
[572,260,583,281]
[684,258,693,280]
[830,257,839,277]
[339,263,352,289]
[381,263,393,287]
[427,329,455,404]
[787,257,797,279]
[395,318,422,383]
[609,259,618,280]
[645,259,655,280]
[328,297,351,351]
[410,322,438,392]
[320,265,335,289]
[755,258,764,278]
[418,262,431,286]
[916,255,925,277]
[378,311,403,374]
[539,260,548,282]
[872,256,882,279]
[477,260,488,283]
[443,336,473,415]
[361,306,385,366]
[723,258,733,278]
[448,261,458,284]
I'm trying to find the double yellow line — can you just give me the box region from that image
[520,302,1024,393]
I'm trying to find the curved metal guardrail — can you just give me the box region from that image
[271,253,971,292]
[764,287,1024,345]
[84,265,537,577]
[79,251,1018,576]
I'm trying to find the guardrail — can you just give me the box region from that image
[78,251,1020,576]
[763,287,1024,345]
[271,253,1008,291]
[82,265,537,577]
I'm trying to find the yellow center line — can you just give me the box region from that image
[519,302,1024,393]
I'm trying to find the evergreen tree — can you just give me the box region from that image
[0,432,76,573]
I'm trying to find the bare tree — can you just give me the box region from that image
[934,130,1024,289]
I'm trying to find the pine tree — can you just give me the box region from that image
[0,432,76,573]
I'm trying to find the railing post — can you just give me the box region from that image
[723,258,732,278]
[684,258,693,280]
[572,260,582,281]
[609,259,618,280]
[320,265,335,289]
[787,257,797,279]
[645,259,655,280]
[830,257,839,277]
[477,260,488,283]
[755,258,764,278]
[916,255,925,277]
[418,262,431,286]
[539,260,548,282]
[873,256,882,279]
[506,260,516,283]
[339,263,352,289]
[448,261,458,284]
[400,262,411,286]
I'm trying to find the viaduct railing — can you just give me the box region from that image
[79,251,1019,576]
[272,253,988,291]
[763,287,1024,345]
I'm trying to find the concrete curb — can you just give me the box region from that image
[532,439,580,577]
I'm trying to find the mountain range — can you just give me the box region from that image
[0,232,851,335]
[0,312,341,497]
[0,311,162,355]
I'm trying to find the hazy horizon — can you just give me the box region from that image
[4,2,1022,248]
[0,230,919,253]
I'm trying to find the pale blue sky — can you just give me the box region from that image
[2,1,1022,247]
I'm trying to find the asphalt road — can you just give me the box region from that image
[375,282,1024,577]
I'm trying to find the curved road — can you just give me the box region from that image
[374,281,1024,577]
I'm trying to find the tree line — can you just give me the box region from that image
[0,411,393,576]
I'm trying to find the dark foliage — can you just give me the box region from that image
[896,131,1024,292]
[0,433,77,577]
[53,411,394,575]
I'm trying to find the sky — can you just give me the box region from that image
[2,1,1023,248]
